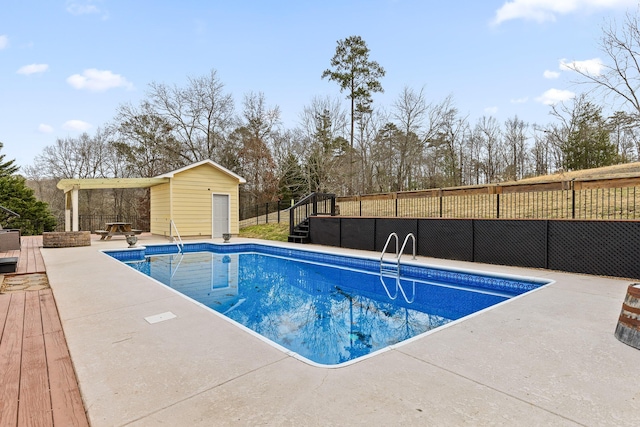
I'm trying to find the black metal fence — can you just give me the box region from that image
[336,177,640,220]
[239,200,293,228]
[308,216,640,279]
[54,214,149,233]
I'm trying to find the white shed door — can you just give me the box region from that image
[212,194,230,237]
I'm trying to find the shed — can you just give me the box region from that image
[150,160,246,238]
[56,160,246,239]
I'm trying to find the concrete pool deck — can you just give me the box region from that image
[42,235,640,426]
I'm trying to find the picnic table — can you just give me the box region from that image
[95,222,142,240]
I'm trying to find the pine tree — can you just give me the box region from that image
[0,175,57,235]
[0,142,19,177]
[0,144,56,234]
[322,36,385,193]
[561,102,618,171]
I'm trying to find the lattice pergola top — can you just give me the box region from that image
[56,177,169,192]
[56,159,246,192]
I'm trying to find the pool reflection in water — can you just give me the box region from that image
[124,250,523,365]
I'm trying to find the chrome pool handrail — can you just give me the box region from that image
[379,232,416,304]
[169,219,184,253]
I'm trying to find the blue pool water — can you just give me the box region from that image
[106,243,549,366]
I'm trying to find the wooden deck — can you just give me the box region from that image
[1,235,46,275]
[0,236,89,426]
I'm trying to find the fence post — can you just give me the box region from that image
[439,189,443,218]
[277,201,281,223]
[289,205,294,236]
[496,194,500,219]
[265,203,269,224]
[571,181,576,219]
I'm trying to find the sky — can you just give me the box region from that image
[1,0,638,169]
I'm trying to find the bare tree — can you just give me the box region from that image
[391,86,428,191]
[430,99,469,187]
[371,122,399,191]
[354,108,387,193]
[566,11,640,118]
[147,69,235,163]
[472,116,503,183]
[463,123,483,185]
[503,116,529,181]
[530,127,553,177]
[113,101,183,177]
[22,165,64,215]
[31,129,132,217]
[235,92,280,204]
[298,96,348,194]
[33,130,112,179]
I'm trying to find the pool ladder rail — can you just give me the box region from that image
[169,219,184,253]
[380,233,417,304]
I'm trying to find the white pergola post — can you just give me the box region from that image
[64,191,71,232]
[72,186,79,231]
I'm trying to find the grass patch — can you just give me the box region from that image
[239,223,289,241]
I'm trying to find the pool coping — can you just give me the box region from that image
[42,236,640,426]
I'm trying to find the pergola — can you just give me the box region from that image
[56,178,169,232]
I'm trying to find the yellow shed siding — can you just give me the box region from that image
[157,164,241,238]
[150,183,171,236]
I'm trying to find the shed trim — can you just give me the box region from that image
[154,159,246,184]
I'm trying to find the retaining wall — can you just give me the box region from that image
[309,217,640,279]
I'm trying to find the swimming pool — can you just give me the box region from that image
[105,243,550,366]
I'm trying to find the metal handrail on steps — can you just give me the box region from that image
[287,192,336,238]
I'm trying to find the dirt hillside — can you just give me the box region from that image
[514,162,640,184]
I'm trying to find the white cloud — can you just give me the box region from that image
[559,58,604,75]
[543,70,560,79]
[484,106,499,115]
[66,69,133,92]
[510,97,529,104]
[536,88,575,105]
[66,1,109,20]
[38,124,54,133]
[493,0,636,25]
[17,63,49,75]
[62,120,92,131]
[0,35,8,50]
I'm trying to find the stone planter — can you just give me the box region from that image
[43,231,91,248]
[222,233,231,243]
[126,235,138,248]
